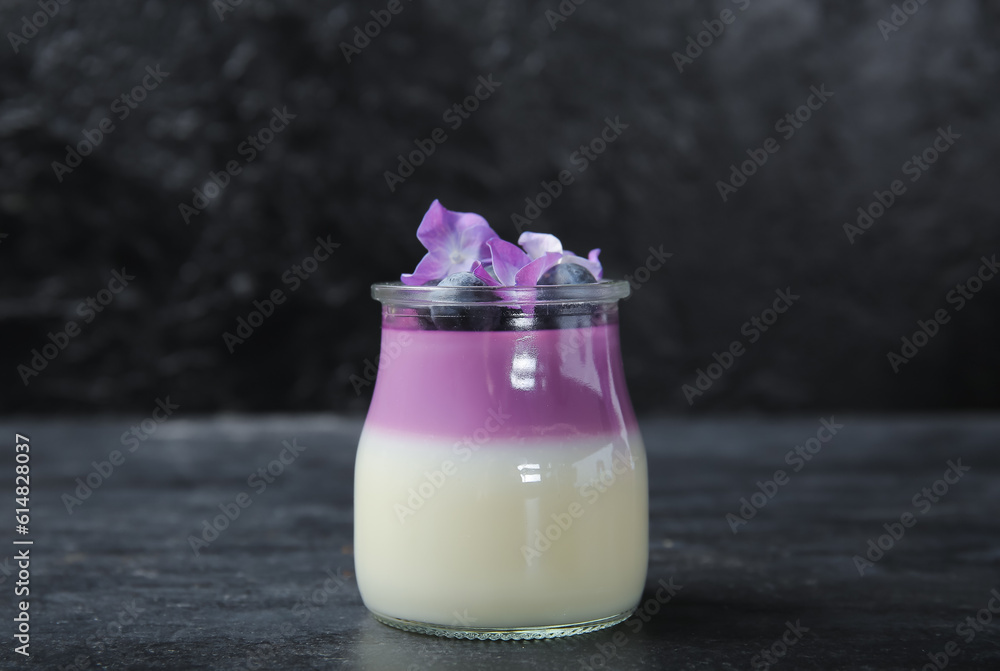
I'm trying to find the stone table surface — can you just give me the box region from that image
[2,415,999,671]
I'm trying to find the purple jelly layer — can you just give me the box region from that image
[364,324,639,441]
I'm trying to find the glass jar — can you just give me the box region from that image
[353,281,648,640]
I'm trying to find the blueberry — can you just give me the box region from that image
[537,263,597,285]
[535,263,597,329]
[430,272,500,330]
[439,272,485,288]
[410,279,443,329]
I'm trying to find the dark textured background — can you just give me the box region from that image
[2,0,998,415]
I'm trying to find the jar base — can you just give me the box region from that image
[369,607,636,640]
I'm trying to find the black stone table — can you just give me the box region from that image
[3,416,999,670]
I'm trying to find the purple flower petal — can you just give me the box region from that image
[413,200,448,250]
[487,237,530,286]
[458,222,496,262]
[514,252,563,286]
[470,261,502,286]
[586,248,603,279]
[400,251,449,285]
[416,200,495,254]
[403,200,500,284]
[517,232,563,260]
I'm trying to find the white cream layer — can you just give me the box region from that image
[354,426,649,628]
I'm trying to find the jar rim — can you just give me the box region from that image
[371,280,630,306]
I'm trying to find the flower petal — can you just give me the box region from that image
[414,200,451,251]
[400,251,449,286]
[458,218,499,263]
[517,232,563,260]
[514,252,563,286]
[416,200,497,257]
[486,237,530,286]
[470,261,502,286]
[405,200,501,282]
[586,248,603,279]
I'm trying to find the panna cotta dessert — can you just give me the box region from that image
[353,201,649,639]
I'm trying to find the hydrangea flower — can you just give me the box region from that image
[400,200,499,286]
[401,201,603,286]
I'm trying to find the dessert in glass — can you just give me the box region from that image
[353,201,648,639]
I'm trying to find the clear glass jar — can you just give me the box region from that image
[353,281,648,640]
